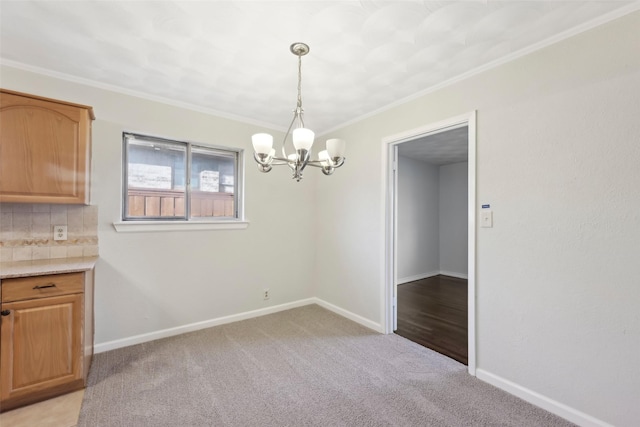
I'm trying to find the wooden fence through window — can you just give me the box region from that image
[127,188,234,218]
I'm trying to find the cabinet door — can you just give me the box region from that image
[0,91,92,204]
[0,293,83,403]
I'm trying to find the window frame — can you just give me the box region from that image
[121,132,245,224]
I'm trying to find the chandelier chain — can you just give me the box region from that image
[297,53,304,128]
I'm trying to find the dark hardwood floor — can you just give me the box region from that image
[395,275,468,365]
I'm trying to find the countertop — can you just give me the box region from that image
[0,257,98,279]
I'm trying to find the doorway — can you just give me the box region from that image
[395,129,469,364]
[383,112,476,375]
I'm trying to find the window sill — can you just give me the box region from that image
[112,220,250,233]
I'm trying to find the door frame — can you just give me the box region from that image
[382,111,477,375]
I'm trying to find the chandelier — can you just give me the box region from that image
[251,42,346,182]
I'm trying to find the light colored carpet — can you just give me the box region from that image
[79,305,574,426]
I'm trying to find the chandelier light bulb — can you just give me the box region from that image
[292,128,314,151]
[318,150,330,166]
[252,133,274,155]
[326,138,346,158]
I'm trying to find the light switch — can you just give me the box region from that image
[481,210,493,228]
[53,225,68,240]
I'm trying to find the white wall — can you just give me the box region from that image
[1,65,318,346]
[439,162,468,278]
[396,156,439,282]
[314,12,640,427]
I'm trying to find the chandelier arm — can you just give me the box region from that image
[305,161,325,168]
[270,160,290,166]
[281,112,298,160]
[306,161,334,176]
[306,158,345,168]
[333,158,345,168]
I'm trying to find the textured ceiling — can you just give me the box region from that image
[0,1,635,133]
[398,126,468,165]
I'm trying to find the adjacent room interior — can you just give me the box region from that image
[395,126,469,365]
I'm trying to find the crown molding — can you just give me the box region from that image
[320,2,640,136]
[0,59,287,133]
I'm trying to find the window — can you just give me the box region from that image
[122,133,243,222]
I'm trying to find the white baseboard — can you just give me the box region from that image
[94,297,384,353]
[398,270,468,284]
[94,298,316,353]
[312,297,385,333]
[397,271,440,285]
[476,369,613,427]
[439,270,468,280]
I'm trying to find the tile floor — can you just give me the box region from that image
[0,390,84,427]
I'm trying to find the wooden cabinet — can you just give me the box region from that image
[0,271,94,412]
[0,89,94,204]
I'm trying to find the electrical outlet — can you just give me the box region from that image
[53,225,68,241]
[263,289,270,300]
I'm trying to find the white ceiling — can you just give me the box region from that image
[0,1,635,134]
[398,126,468,165]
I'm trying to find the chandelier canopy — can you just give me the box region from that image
[251,43,346,182]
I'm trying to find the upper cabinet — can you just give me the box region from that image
[0,89,95,205]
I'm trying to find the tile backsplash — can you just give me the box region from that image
[0,203,98,262]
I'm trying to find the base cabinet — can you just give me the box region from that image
[0,271,94,412]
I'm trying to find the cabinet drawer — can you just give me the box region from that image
[1,272,84,303]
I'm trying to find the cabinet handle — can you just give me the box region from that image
[1,310,10,316]
[33,283,57,290]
